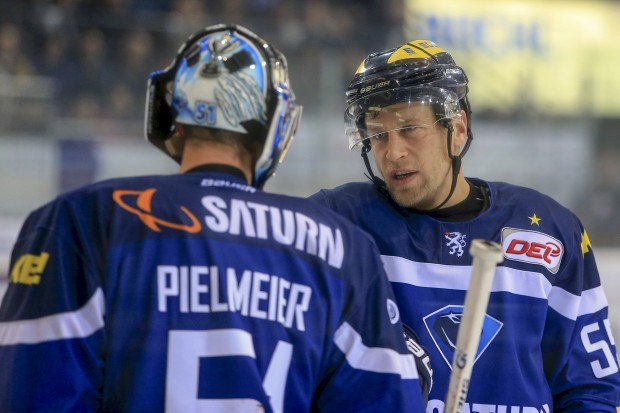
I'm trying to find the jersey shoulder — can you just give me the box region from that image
[308,181,397,223]
[17,174,174,241]
[486,179,565,208]
[486,179,578,224]
[309,181,378,207]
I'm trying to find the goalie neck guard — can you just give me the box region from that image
[145,24,302,189]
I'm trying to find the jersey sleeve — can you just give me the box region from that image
[313,227,426,412]
[308,190,330,206]
[543,221,620,412]
[0,199,105,412]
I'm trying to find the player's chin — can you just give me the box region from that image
[387,186,420,209]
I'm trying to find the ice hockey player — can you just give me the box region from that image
[0,25,427,412]
[310,38,620,411]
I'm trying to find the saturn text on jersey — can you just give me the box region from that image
[202,196,344,269]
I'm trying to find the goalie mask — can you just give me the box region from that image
[145,24,302,188]
[344,39,472,209]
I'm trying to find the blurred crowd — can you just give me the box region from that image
[575,125,620,247]
[1,0,619,246]
[0,0,402,129]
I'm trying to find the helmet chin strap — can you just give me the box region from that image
[361,143,391,198]
[361,121,463,211]
[429,121,460,211]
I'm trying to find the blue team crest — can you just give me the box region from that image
[423,305,503,369]
[444,231,467,257]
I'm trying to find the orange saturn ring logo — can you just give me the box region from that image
[112,188,201,233]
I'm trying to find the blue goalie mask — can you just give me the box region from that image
[145,24,302,188]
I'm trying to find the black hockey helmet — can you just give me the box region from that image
[345,39,472,151]
[145,24,302,188]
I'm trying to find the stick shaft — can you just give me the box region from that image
[443,239,503,413]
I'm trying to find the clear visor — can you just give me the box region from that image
[344,86,461,150]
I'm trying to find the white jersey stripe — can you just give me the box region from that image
[548,285,609,321]
[381,255,607,321]
[0,288,105,345]
[381,255,551,296]
[334,321,418,379]
[580,286,609,315]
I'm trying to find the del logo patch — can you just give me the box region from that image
[423,305,503,369]
[501,227,563,273]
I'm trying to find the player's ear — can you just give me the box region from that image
[164,123,187,158]
[452,110,468,151]
[175,123,186,137]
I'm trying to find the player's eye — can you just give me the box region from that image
[366,124,432,143]
[368,131,388,141]
[398,125,425,139]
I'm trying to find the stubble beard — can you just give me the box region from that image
[387,179,435,210]
[386,166,455,210]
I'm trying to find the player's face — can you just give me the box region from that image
[368,102,462,210]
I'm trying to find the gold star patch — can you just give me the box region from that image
[581,229,592,256]
[528,213,541,226]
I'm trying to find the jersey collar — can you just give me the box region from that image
[184,163,248,183]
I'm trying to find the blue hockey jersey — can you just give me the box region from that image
[310,178,620,412]
[0,169,425,413]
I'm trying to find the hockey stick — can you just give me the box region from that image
[443,239,504,413]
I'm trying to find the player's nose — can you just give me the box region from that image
[384,132,409,161]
